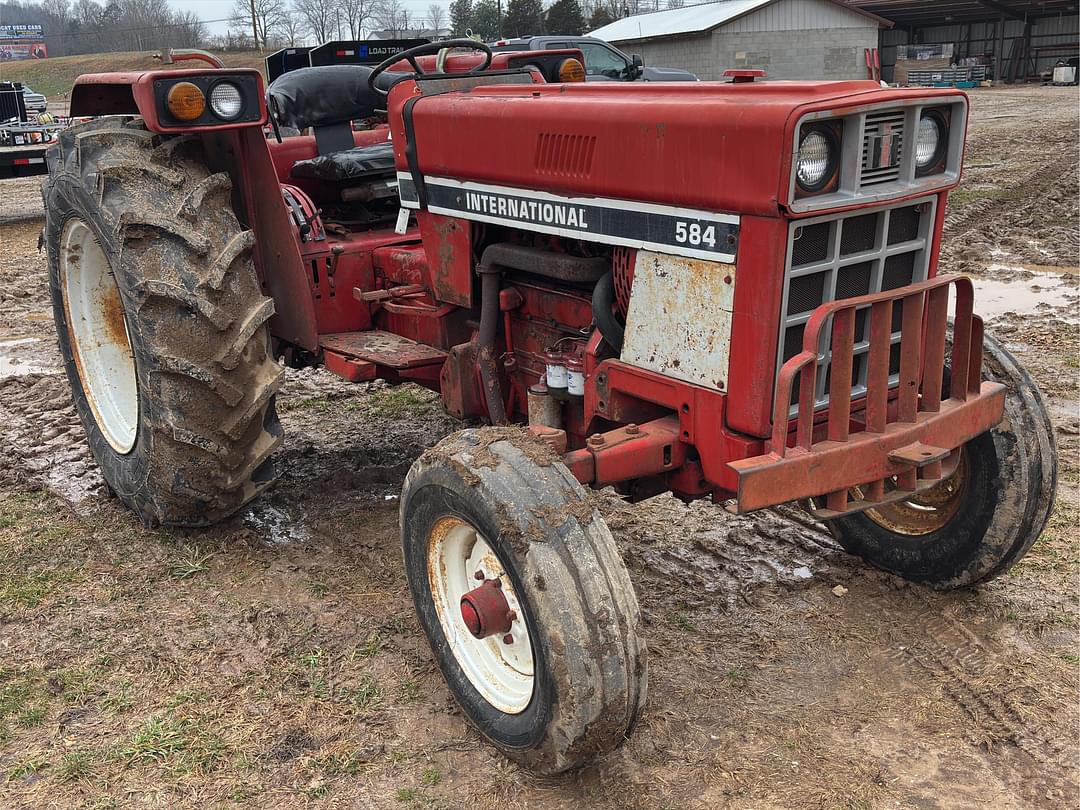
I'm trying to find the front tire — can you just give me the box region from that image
[400,428,646,773]
[43,118,284,527]
[831,331,1057,588]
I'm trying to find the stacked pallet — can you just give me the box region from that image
[894,44,954,86]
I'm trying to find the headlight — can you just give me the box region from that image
[915,110,948,174]
[209,82,244,120]
[795,127,838,193]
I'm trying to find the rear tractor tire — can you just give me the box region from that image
[831,331,1057,588]
[43,118,284,527]
[400,428,647,773]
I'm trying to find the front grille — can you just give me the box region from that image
[778,198,935,412]
[859,109,906,189]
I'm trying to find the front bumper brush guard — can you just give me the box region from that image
[729,274,1005,517]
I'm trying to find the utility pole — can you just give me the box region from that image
[497,0,502,38]
[249,0,259,49]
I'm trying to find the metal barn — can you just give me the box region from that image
[589,0,890,81]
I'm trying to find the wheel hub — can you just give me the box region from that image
[459,579,514,639]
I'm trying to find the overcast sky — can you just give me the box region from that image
[166,0,457,37]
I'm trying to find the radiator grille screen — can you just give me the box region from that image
[778,198,935,413]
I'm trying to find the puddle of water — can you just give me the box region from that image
[0,337,55,378]
[966,267,1079,324]
[243,503,312,546]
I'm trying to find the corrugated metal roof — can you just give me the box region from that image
[590,0,773,42]
[590,0,888,43]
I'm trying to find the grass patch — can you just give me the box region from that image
[369,386,437,419]
[59,750,95,782]
[16,705,46,728]
[0,673,49,719]
[399,678,423,703]
[7,757,48,781]
[124,715,230,776]
[168,545,214,580]
[347,674,382,714]
[669,610,698,633]
[948,187,1018,206]
[0,570,61,609]
[421,767,441,786]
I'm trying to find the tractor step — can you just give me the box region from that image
[320,331,448,371]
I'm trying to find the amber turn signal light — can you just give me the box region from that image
[166,82,206,121]
[558,58,586,83]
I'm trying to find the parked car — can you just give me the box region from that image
[490,36,698,82]
[21,85,47,114]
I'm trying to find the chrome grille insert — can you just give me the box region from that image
[860,109,907,188]
[778,198,936,413]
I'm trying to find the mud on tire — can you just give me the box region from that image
[400,428,647,773]
[43,117,284,527]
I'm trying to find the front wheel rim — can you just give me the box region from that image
[861,451,969,536]
[60,218,139,454]
[427,516,535,714]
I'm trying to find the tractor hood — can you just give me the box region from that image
[389,80,963,218]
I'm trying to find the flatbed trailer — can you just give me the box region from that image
[0,121,63,179]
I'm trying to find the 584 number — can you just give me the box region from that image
[674,220,717,248]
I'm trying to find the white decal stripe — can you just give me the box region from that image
[424,203,737,264]
[424,176,740,225]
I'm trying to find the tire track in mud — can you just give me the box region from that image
[600,495,846,612]
[889,609,1077,804]
[944,154,1076,242]
[0,371,105,502]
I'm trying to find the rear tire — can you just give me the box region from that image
[831,331,1057,588]
[43,118,284,527]
[400,428,646,773]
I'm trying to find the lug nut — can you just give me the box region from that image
[507,610,517,623]
[587,433,605,449]
[625,424,640,435]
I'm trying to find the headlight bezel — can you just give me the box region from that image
[914,107,950,177]
[786,97,968,214]
[794,122,841,197]
[154,73,262,130]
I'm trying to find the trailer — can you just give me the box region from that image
[0,120,63,178]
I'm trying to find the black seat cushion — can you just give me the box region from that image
[290,141,397,183]
[267,65,402,131]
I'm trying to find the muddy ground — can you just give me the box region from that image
[0,85,1077,809]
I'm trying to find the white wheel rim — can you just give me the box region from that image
[428,517,535,714]
[60,218,139,454]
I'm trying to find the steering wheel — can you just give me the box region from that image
[368,39,494,96]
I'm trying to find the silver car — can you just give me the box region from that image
[21,85,47,114]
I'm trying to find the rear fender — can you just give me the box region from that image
[200,126,319,351]
[70,69,267,133]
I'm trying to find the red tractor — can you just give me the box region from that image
[43,42,1056,773]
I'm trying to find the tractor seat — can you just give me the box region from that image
[267,64,401,155]
[290,140,396,183]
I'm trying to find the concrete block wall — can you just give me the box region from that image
[625,26,880,82]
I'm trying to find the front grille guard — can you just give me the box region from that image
[729,274,1006,517]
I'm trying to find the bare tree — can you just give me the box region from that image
[338,0,377,38]
[277,11,306,45]
[376,0,411,36]
[294,0,337,42]
[426,3,446,33]
[231,0,286,48]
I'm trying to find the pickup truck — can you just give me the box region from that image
[490,36,698,82]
